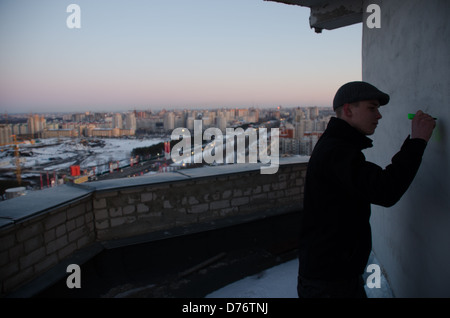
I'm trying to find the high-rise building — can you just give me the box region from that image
[217,115,227,133]
[163,112,175,132]
[280,137,301,155]
[174,114,185,128]
[293,108,305,140]
[12,123,28,136]
[310,106,319,120]
[125,112,137,131]
[0,124,12,145]
[236,109,248,119]
[186,117,195,131]
[113,113,123,129]
[249,108,259,122]
[27,114,45,137]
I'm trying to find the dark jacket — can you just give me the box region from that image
[298,117,427,280]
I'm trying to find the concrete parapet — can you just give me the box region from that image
[0,158,307,296]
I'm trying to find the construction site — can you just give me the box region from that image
[0,136,168,200]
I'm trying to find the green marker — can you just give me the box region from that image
[408,113,437,120]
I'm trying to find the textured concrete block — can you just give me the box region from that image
[17,223,44,242]
[44,213,66,231]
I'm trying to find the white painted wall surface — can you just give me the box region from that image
[362,0,450,297]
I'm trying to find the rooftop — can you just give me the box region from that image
[2,156,394,301]
[1,158,308,298]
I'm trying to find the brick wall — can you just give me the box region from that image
[0,196,95,295]
[93,162,306,241]
[0,161,307,296]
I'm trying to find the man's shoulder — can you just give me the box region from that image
[314,134,356,154]
[310,135,364,167]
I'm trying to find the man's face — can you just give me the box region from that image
[349,100,382,135]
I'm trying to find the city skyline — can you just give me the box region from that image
[0,0,362,114]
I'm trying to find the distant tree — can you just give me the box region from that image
[131,140,178,158]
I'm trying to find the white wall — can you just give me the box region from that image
[362,0,450,297]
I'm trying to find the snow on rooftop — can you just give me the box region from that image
[206,253,394,298]
[206,259,298,298]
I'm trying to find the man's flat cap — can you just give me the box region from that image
[333,81,390,110]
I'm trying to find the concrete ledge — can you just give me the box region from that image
[0,185,93,225]
[268,0,363,32]
[0,158,308,296]
[309,0,363,31]
[85,157,304,192]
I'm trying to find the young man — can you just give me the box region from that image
[297,81,436,298]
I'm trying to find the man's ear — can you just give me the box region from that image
[342,103,353,118]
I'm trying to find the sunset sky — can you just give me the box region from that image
[0,0,362,113]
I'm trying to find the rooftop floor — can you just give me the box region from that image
[34,209,300,298]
